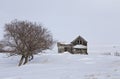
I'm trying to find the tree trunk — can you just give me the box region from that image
[29,55,34,61]
[31,55,34,60]
[23,56,29,65]
[18,55,24,66]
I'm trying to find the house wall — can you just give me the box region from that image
[57,42,72,53]
[72,48,88,54]
[57,43,87,54]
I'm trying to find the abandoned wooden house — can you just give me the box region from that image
[57,35,88,54]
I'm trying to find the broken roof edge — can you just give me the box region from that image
[57,42,72,46]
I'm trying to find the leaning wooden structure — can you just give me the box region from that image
[57,35,88,54]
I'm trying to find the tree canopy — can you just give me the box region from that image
[2,20,54,66]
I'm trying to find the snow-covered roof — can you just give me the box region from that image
[59,42,70,45]
[73,45,87,49]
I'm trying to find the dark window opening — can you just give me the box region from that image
[64,47,67,51]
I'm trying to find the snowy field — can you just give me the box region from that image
[0,52,120,79]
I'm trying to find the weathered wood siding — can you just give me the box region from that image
[57,36,88,55]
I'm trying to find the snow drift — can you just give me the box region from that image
[0,52,120,79]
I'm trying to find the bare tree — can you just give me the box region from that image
[3,19,54,66]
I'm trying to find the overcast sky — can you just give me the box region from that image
[0,0,120,52]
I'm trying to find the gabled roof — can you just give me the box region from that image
[71,35,87,44]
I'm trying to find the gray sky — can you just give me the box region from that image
[0,0,120,52]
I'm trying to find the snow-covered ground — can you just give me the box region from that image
[0,52,120,79]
